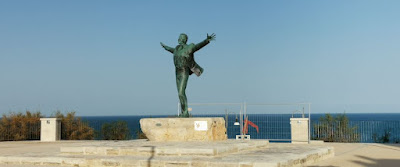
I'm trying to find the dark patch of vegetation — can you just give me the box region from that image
[313,113,360,142]
[395,138,400,144]
[54,111,94,140]
[101,121,130,140]
[0,111,41,141]
[373,129,392,143]
[136,129,147,139]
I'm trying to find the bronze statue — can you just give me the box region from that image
[161,33,216,117]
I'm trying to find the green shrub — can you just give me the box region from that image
[54,111,94,140]
[373,129,391,143]
[313,113,360,142]
[0,111,94,141]
[101,121,130,140]
[0,111,41,141]
[136,129,147,139]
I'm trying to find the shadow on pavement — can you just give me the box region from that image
[351,155,400,167]
[143,146,155,167]
[370,143,400,151]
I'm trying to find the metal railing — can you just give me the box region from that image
[311,121,400,143]
[0,122,41,141]
[2,108,400,143]
[186,102,312,143]
[245,103,311,143]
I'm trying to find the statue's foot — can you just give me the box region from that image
[179,112,190,118]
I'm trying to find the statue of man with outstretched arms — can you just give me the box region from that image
[161,33,216,117]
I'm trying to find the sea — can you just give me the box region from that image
[81,113,400,143]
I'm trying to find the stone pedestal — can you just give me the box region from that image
[290,118,309,144]
[40,118,61,142]
[140,117,227,142]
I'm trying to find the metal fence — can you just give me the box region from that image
[244,103,311,142]
[186,102,312,142]
[2,107,400,143]
[0,122,41,141]
[311,121,400,143]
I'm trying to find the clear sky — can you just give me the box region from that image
[1,1,400,116]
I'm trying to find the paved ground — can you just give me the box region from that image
[0,141,78,167]
[0,140,333,167]
[3,141,399,167]
[0,141,77,156]
[59,139,269,156]
[0,141,400,167]
[307,143,400,167]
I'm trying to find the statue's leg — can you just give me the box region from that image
[176,70,189,117]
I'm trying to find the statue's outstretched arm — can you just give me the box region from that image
[194,33,216,52]
[160,42,175,53]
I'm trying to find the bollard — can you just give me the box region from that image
[290,118,309,144]
[40,118,61,142]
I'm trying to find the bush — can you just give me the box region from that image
[54,111,94,140]
[101,121,130,140]
[136,129,147,139]
[0,111,94,141]
[313,113,360,142]
[0,111,41,141]
[373,129,391,143]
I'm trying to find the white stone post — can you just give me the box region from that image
[40,118,61,142]
[290,118,309,144]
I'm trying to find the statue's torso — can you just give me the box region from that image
[173,44,195,69]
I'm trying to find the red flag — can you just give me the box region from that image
[242,116,259,134]
[247,120,259,133]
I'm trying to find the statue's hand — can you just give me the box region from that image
[160,42,165,48]
[207,33,216,41]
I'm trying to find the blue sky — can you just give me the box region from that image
[1,1,400,116]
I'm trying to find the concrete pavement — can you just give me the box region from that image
[1,140,398,166]
[307,143,400,167]
[0,140,333,167]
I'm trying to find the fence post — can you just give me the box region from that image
[240,103,244,138]
[308,103,311,144]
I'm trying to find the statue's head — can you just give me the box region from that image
[178,33,188,45]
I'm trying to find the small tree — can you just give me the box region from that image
[54,111,94,140]
[0,111,41,141]
[101,121,130,140]
[313,113,360,142]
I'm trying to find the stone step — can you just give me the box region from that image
[60,140,269,157]
[0,144,334,167]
